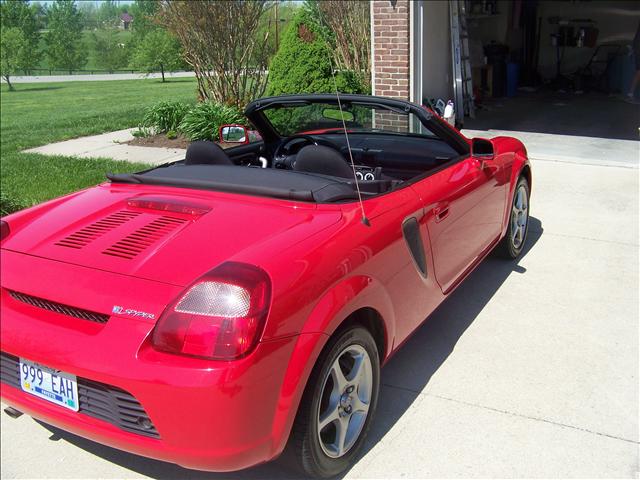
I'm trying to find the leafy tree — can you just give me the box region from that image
[1,27,29,90]
[93,28,128,72]
[131,29,183,82]
[267,8,366,96]
[256,0,299,65]
[30,2,49,30]
[96,0,120,28]
[308,0,371,91]
[0,0,42,73]
[159,0,272,107]
[45,0,86,73]
[129,0,159,39]
[78,1,99,30]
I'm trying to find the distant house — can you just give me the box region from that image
[120,12,133,30]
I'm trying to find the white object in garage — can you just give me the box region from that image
[444,100,455,126]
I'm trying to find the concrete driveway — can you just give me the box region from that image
[1,155,638,478]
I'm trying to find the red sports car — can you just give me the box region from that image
[0,94,531,477]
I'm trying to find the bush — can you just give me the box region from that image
[141,101,191,133]
[132,126,151,137]
[166,130,177,140]
[266,8,367,96]
[179,102,244,142]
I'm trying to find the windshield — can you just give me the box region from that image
[261,102,436,138]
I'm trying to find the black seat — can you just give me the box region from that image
[185,141,234,166]
[292,145,353,178]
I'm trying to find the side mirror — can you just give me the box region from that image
[219,124,248,144]
[471,138,494,159]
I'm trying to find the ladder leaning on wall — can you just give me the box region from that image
[450,0,475,126]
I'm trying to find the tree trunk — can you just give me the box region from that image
[4,75,14,91]
[160,63,165,83]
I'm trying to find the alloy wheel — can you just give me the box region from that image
[511,184,529,249]
[316,344,373,458]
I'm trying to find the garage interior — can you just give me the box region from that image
[413,0,640,141]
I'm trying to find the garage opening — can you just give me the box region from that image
[412,0,639,143]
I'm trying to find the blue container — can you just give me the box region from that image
[506,62,519,97]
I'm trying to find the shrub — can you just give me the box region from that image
[132,126,152,137]
[141,101,191,133]
[166,130,177,140]
[266,8,367,97]
[179,102,244,142]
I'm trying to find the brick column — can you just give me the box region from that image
[371,0,410,100]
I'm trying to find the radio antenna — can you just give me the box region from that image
[329,65,371,227]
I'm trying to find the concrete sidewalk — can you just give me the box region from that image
[10,71,195,84]
[23,129,186,165]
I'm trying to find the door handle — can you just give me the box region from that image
[434,205,450,222]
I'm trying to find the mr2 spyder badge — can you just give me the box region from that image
[112,306,156,320]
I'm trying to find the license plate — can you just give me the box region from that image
[19,358,79,412]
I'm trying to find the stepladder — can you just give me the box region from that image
[450,0,475,125]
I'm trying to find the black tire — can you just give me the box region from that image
[281,325,380,478]
[495,176,530,259]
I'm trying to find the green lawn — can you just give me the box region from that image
[0,78,198,215]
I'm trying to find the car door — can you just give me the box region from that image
[411,153,505,293]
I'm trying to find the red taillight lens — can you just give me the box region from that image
[0,220,9,241]
[151,262,272,360]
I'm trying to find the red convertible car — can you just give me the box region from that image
[0,94,531,477]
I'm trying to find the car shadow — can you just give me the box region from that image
[36,217,543,480]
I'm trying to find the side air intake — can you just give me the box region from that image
[402,217,428,278]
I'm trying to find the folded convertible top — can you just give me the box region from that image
[108,164,359,203]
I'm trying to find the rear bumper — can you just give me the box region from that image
[1,338,298,471]
[0,272,306,472]
[1,329,299,472]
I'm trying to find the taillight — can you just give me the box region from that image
[0,220,9,241]
[151,262,272,360]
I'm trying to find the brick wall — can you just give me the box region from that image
[371,0,410,100]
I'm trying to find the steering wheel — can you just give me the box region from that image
[272,134,343,169]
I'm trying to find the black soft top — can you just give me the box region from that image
[108,164,359,203]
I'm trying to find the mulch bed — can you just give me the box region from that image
[127,134,190,149]
[126,134,233,150]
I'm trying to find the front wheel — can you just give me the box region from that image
[282,325,380,478]
[496,176,530,259]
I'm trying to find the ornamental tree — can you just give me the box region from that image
[1,27,30,90]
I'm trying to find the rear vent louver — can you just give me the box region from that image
[56,211,141,250]
[8,290,109,323]
[102,216,187,260]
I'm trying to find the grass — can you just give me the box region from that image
[0,77,198,215]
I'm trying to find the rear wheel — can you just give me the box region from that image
[282,325,380,478]
[496,176,530,259]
